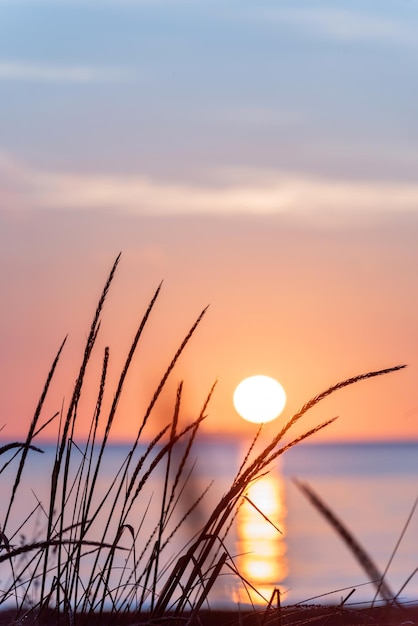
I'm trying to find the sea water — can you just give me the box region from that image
[0,440,417,608]
[281,442,418,606]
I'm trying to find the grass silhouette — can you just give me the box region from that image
[0,255,409,625]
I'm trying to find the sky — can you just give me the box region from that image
[1,0,418,443]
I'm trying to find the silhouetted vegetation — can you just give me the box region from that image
[0,255,409,625]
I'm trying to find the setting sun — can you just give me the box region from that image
[233,375,287,424]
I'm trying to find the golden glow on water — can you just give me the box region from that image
[234,473,288,604]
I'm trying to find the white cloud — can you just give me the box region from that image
[248,7,415,46]
[0,60,135,84]
[2,152,418,224]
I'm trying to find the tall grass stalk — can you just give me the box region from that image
[0,255,406,624]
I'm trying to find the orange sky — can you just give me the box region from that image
[1,209,416,443]
[1,2,418,444]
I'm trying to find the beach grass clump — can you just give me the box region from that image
[0,255,407,625]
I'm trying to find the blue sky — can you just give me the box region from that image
[1,0,418,183]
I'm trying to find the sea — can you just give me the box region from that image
[1,440,417,609]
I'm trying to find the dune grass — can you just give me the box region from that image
[0,255,408,625]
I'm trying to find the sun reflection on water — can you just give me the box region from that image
[234,471,288,604]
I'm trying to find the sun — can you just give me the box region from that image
[233,375,286,424]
